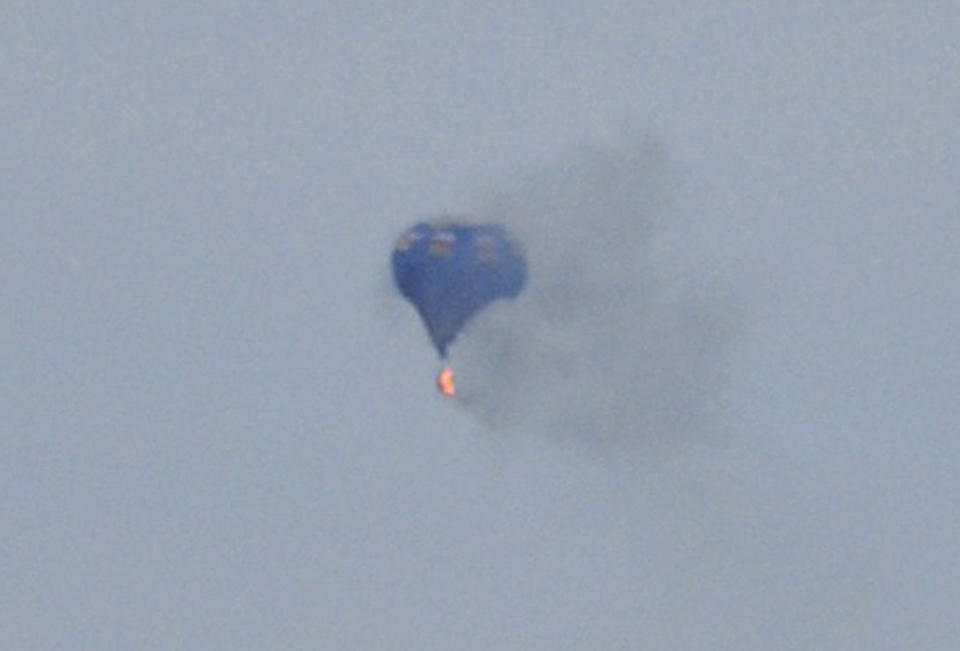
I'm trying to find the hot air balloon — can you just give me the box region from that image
[392,218,527,395]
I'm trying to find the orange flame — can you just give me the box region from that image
[436,366,456,397]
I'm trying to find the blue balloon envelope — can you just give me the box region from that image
[392,219,527,358]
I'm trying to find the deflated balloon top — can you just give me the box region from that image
[392,218,527,358]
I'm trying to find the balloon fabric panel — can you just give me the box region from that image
[392,220,526,358]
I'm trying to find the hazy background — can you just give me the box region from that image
[3,2,958,648]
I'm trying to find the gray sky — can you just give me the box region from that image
[3,2,959,649]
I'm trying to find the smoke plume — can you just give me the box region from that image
[455,138,743,447]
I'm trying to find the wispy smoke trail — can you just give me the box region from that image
[455,138,742,446]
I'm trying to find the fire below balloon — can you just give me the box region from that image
[436,366,456,397]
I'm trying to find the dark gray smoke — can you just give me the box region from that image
[454,138,743,446]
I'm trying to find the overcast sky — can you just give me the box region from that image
[3,2,959,649]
